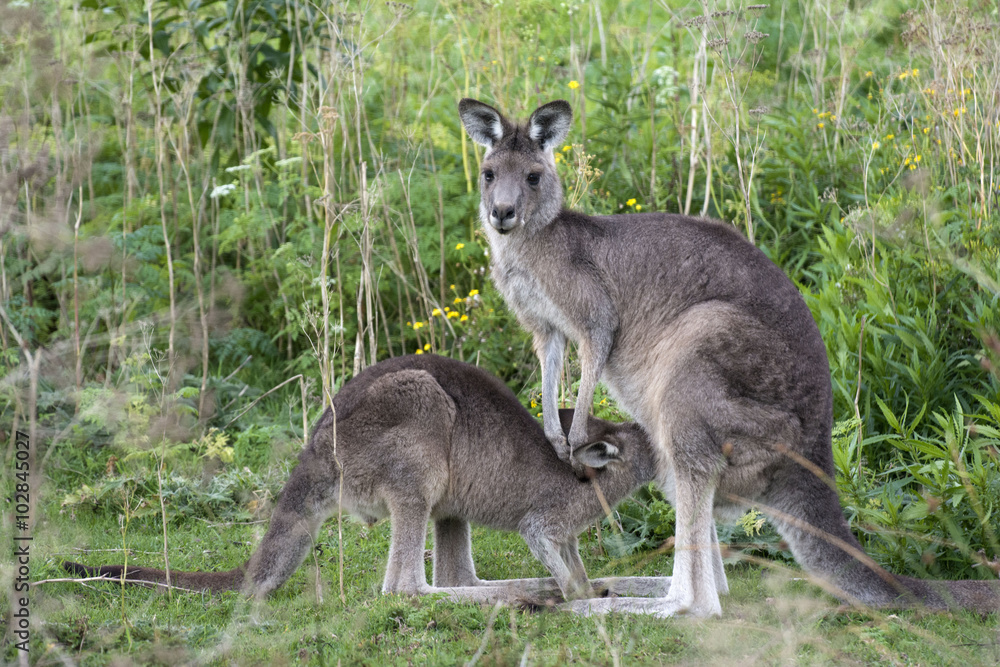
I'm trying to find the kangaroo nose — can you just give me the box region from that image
[492,205,515,222]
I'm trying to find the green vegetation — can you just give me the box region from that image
[2,0,999,663]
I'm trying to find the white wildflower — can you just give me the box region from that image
[210,183,237,199]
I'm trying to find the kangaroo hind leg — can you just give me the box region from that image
[564,414,724,618]
[383,496,434,595]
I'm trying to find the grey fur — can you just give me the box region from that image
[459,98,1000,617]
[64,355,665,604]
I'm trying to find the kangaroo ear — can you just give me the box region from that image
[459,98,506,148]
[528,100,573,151]
[573,440,622,469]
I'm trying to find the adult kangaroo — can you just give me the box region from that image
[65,355,667,604]
[458,97,1000,617]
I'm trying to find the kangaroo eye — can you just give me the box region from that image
[483,170,494,183]
[527,173,540,186]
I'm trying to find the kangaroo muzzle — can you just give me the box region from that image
[490,203,517,233]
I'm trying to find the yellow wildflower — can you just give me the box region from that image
[885,134,895,140]
[469,289,479,296]
[872,141,880,150]
[424,343,431,351]
[454,297,463,304]
[923,127,930,134]
[447,311,459,319]
[460,314,468,322]
[635,205,642,211]
[413,321,425,330]
[864,71,873,78]
[562,145,572,152]
[455,243,465,250]
[415,349,423,354]
[817,122,825,129]
[626,198,636,207]
[912,68,919,76]
[915,155,921,162]
[568,80,580,90]
[432,308,442,317]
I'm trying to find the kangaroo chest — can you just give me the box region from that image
[492,257,581,340]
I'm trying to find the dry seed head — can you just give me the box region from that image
[744,31,769,43]
[684,16,710,28]
[708,38,730,51]
[319,106,340,123]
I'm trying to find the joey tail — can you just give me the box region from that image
[763,465,1000,614]
[62,561,246,593]
[62,445,339,598]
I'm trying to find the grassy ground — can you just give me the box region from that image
[28,496,1000,666]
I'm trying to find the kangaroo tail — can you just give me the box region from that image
[762,467,1000,614]
[61,560,245,592]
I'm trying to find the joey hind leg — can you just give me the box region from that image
[383,499,433,595]
[432,517,482,587]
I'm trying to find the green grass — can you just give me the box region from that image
[28,498,1000,665]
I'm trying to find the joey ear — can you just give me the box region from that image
[459,98,506,148]
[573,440,622,469]
[528,100,573,151]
